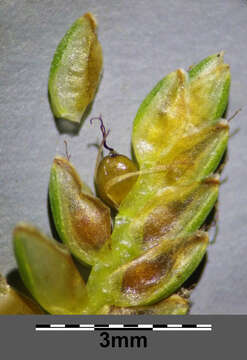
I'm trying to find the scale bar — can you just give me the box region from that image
[36,324,212,332]
[153,328,212,331]
[36,328,94,331]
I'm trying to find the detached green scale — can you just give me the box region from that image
[8,53,230,315]
[48,13,103,123]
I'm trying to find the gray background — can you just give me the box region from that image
[0,316,245,358]
[0,0,246,314]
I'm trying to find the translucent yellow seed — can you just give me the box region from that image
[96,153,138,209]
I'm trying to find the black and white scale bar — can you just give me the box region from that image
[36,324,212,332]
